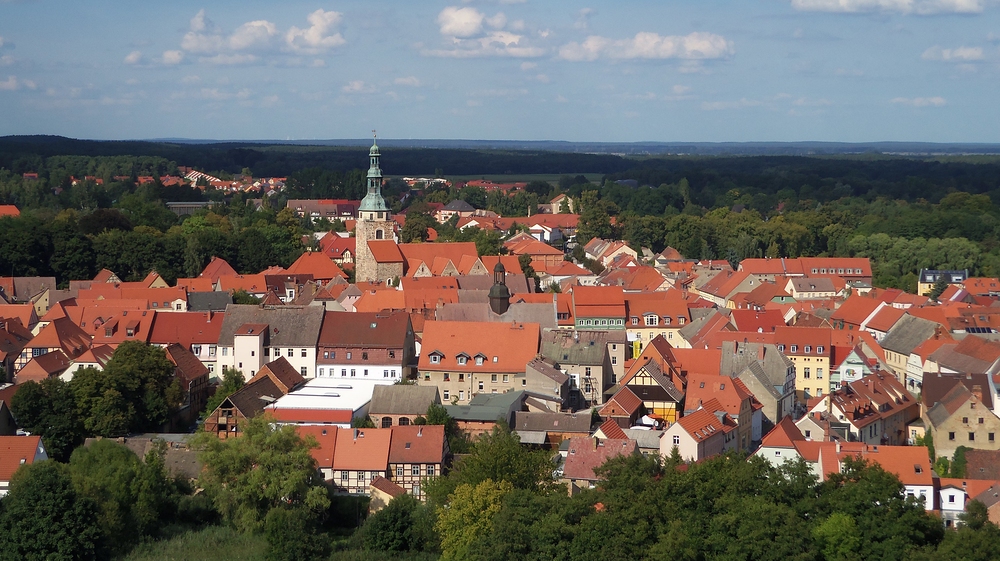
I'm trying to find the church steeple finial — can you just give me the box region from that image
[360,129,387,213]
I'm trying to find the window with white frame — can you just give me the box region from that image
[644,315,657,326]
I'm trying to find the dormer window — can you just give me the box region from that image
[817,346,824,354]
[475,355,485,366]
[790,345,798,353]
[804,345,812,353]
[644,315,658,326]
[664,317,672,325]
[457,356,467,365]
[429,353,442,364]
[678,317,685,325]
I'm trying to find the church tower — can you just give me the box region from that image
[354,132,394,283]
[488,260,511,315]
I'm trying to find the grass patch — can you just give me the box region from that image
[121,526,268,561]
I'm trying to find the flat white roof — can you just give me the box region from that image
[266,378,374,412]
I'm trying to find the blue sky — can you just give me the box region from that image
[0,0,997,142]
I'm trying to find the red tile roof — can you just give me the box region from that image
[0,205,20,218]
[368,240,405,263]
[760,416,804,448]
[286,252,348,281]
[200,257,239,281]
[294,425,339,468]
[729,309,785,333]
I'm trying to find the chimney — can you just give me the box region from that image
[417,427,423,437]
[972,385,984,404]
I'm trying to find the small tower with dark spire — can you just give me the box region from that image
[489,260,511,315]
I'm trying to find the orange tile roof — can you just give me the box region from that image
[174,278,215,292]
[367,240,405,263]
[418,320,540,373]
[199,256,239,281]
[0,205,20,218]
[28,316,91,357]
[0,304,37,328]
[830,295,882,326]
[388,425,446,464]
[676,405,733,443]
[685,373,754,417]
[294,425,339,469]
[286,251,348,281]
[865,306,906,332]
[353,290,406,313]
[0,436,43,482]
[729,309,785,332]
[217,274,268,293]
[760,416,804,448]
[332,427,392,470]
[398,242,478,270]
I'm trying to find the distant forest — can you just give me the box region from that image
[2,135,1000,292]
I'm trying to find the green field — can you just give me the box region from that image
[121,526,439,561]
[122,526,268,561]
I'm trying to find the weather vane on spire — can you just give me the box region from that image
[372,129,377,140]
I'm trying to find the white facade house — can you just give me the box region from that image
[217,305,325,379]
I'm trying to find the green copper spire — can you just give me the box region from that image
[360,130,388,212]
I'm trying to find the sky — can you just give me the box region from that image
[0,0,997,142]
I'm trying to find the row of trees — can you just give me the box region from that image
[10,342,183,460]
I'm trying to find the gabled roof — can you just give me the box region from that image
[0,436,44,482]
[286,251,348,281]
[16,351,71,382]
[597,417,628,440]
[512,411,591,434]
[332,428,392,470]
[0,304,38,329]
[685,373,755,417]
[164,342,209,385]
[600,386,643,417]
[226,376,284,420]
[247,357,306,394]
[28,316,91,357]
[370,475,407,498]
[831,295,883,326]
[676,404,734,443]
[218,305,325,347]
[200,256,239,281]
[148,311,225,347]
[388,425,446,464]
[367,240,405,263]
[730,309,785,333]
[294,425,338,469]
[760,416,805,449]
[880,314,951,355]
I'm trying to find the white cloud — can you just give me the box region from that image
[190,9,210,33]
[286,9,346,53]
[394,76,421,86]
[438,7,486,37]
[424,30,544,57]
[0,75,35,91]
[202,53,259,65]
[162,50,185,65]
[0,55,12,66]
[672,85,691,94]
[486,12,507,29]
[199,87,251,101]
[520,61,537,70]
[575,8,594,30]
[791,0,984,14]
[342,80,374,93]
[124,50,143,65]
[0,36,5,48]
[229,20,277,51]
[559,31,733,61]
[922,45,984,60]
[793,97,833,106]
[891,96,947,106]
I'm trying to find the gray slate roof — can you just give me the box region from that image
[218,304,325,346]
[540,328,623,366]
[445,390,526,422]
[187,291,233,311]
[369,385,440,416]
[436,302,556,329]
[512,411,591,433]
[880,314,942,355]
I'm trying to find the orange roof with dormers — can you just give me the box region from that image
[418,320,540,373]
[677,400,736,443]
[962,277,1000,296]
[836,444,932,487]
[27,316,91,358]
[147,311,225,348]
[91,310,155,347]
[286,251,348,281]
[399,242,478,271]
[685,373,757,417]
[773,326,832,354]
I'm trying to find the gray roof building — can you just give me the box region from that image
[540,329,624,366]
[218,304,325,347]
[369,385,440,416]
[187,291,233,312]
[880,314,943,356]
